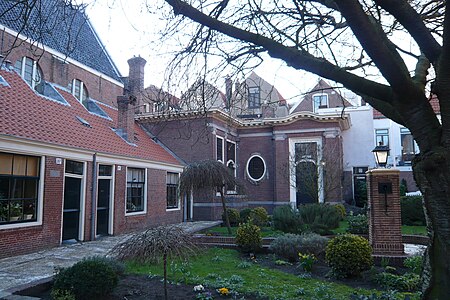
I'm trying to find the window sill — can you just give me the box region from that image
[0,220,42,230]
[125,211,146,216]
[166,207,181,212]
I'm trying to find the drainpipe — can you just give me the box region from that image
[90,153,98,241]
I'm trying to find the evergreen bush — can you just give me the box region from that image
[249,207,269,227]
[272,205,304,234]
[51,256,119,299]
[347,214,369,234]
[235,221,262,252]
[400,196,426,226]
[333,203,346,220]
[298,203,341,235]
[222,208,240,227]
[326,234,373,278]
[239,208,252,223]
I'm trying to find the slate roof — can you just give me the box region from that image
[0,68,181,166]
[0,0,122,82]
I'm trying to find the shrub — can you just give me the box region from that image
[347,214,369,234]
[298,203,341,235]
[272,205,304,234]
[269,233,328,262]
[400,179,408,196]
[354,180,368,208]
[333,203,346,220]
[222,208,240,227]
[401,196,426,226]
[326,234,373,278]
[375,272,421,292]
[404,255,423,275]
[52,256,119,299]
[235,221,262,252]
[239,208,252,223]
[249,207,269,227]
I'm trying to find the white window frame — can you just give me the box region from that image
[0,154,45,230]
[246,154,267,182]
[375,128,390,147]
[72,79,88,103]
[226,140,237,194]
[216,136,224,163]
[166,172,181,211]
[313,94,328,112]
[15,57,42,90]
[125,167,147,216]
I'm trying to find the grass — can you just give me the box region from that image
[332,217,426,236]
[402,225,427,236]
[126,247,419,300]
[202,225,283,237]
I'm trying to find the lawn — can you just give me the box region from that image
[332,218,426,236]
[126,247,419,300]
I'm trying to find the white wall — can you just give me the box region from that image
[342,106,376,171]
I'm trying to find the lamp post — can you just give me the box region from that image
[372,143,390,168]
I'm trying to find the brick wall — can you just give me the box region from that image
[367,169,404,255]
[0,156,64,258]
[2,31,122,107]
[113,167,183,234]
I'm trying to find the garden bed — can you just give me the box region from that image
[16,247,420,300]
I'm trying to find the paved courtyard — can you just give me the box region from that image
[0,221,221,298]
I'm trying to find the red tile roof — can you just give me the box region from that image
[0,69,181,166]
[372,95,440,119]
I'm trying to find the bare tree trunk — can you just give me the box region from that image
[413,149,450,299]
[163,252,168,300]
[219,189,232,234]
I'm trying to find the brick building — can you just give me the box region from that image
[139,76,350,220]
[0,0,183,258]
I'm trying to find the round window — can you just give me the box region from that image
[247,155,266,181]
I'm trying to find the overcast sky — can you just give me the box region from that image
[84,0,329,105]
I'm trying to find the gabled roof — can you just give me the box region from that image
[0,68,181,166]
[290,79,353,114]
[0,0,121,82]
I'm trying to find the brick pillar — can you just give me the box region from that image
[367,169,404,255]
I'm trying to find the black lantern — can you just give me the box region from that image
[372,143,390,168]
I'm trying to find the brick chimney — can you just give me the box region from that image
[116,56,146,143]
[127,56,147,113]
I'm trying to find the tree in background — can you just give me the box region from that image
[160,1,450,297]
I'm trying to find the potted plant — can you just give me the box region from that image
[10,203,22,221]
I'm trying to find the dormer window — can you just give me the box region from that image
[14,57,43,92]
[71,79,89,104]
[313,94,328,112]
[248,86,261,109]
